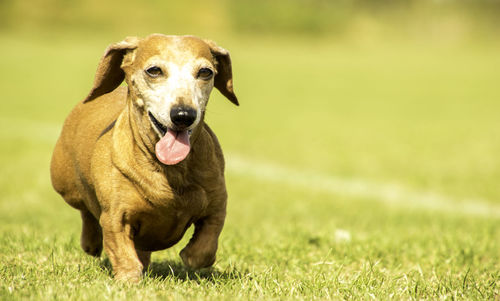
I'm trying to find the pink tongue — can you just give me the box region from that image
[155,130,191,165]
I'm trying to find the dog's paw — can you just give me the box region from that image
[114,269,143,283]
[81,236,103,257]
[80,216,103,257]
[179,247,216,269]
[82,244,102,257]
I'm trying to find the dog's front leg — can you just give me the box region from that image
[180,213,225,269]
[100,214,144,282]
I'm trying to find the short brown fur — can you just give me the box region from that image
[50,34,238,282]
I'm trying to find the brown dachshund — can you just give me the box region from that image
[50,34,238,281]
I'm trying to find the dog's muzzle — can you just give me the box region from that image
[149,106,197,166]
[149,112,168,136]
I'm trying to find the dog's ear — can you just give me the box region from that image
[204,39,239,106]
[83,37,139,103]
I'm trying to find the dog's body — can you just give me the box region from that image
[50,34,238,281]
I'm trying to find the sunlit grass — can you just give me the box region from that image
[0,32,499,299]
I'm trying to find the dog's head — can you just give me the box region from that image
[84,34,238,165]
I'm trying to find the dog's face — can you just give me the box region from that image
[122,35,216,137]
[83,34,238,165]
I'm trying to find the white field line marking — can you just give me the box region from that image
[226,154,500,218]
[3,117,499,218]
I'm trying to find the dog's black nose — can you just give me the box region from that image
[170,106,197,129]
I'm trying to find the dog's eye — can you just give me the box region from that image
[145,66,163,78]
[197,68,213,80]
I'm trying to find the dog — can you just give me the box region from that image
[50,34,238,282]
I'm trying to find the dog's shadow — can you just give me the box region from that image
[100,258,244,283]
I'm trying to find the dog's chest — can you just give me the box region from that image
[132,211,192,251]
[131,186,209,251]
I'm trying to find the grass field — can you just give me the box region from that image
[0,31,499,299]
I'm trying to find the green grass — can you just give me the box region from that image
[0,32,499,299]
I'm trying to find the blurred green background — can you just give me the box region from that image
[1,0,500,39]
[1,0,499,299]
[1,0,498,199]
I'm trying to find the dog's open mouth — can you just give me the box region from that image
[149,112,167,136]
[148,112,191,165]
